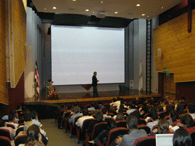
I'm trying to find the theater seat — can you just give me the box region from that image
[69,115,82,137]
[137,125,151,134]
[134,136,155,146]
[76,119,95,143]
[99,127,129,146]
[116,120,127,128]
[86,122,108,146]
[0,129,11,140]
[15,135,27,146]
[0,136,11,146]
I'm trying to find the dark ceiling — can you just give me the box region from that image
[27,0,133,30]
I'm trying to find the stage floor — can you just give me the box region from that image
[25,89,161,104]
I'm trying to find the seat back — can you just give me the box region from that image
[152,124,158,130]
[82,119,95,133]
[140,118,146,125]
[0,129,11,140]
[105,127,129,146]
[15,135,27,146]
[91,122,108,139]
[137,125,151,134]
[6,124,15,129]
[0,136,11,146]
[134,136,155,146]
[116,120,127,128]
[16,126,24,136]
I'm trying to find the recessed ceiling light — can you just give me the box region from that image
[72,0,76,1]
[114,11,118,14]
[85,9,89,12]
[44,8,46,10]
[53,6,57,10]
[136,4,140,7]
[142,14,145,16]
[162,7,164,9]
[101,1,103,3]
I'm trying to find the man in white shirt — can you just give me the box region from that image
[76,108,94,128]
[69,106,83,125]
[31,110,41,127]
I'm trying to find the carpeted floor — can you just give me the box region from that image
[40,119,82,146]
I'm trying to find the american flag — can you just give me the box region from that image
[35,62,40,94]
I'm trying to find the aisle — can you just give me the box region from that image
[40,119,81,146]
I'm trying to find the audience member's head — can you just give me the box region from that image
[73,107,80,114]
[24,113,32,122]
[176,103,184,115]
[181,96,186,102]
[180,114,193,128]
[126,115,138,130]
[102,108,108,115]
[31,111,38,120]
[166,104,174,114]
[26,124,44,146]
[107,118,117,129]
[98,101,102,105]
[157,105,163,112]
[157,119,170,134]
[149,107,158,120]
[112,98,116,102]
[116,112,124,120]
[95,111,103,122]
[8,113,15,122]
[170,110,178,123]
[188,103,195,114]
[82,107,88,116]
[0,119,5,127]
[173,128,192,146]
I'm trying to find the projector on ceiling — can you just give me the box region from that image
[95,11,106,18]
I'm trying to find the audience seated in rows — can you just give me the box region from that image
[110,115,147,146]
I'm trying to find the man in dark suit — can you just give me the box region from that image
[92,71,99,97]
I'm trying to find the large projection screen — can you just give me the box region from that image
[51,25,124,85]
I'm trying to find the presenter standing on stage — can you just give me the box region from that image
[92,71,99,97]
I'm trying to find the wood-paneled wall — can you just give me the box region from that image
[10,0,26,88]
[0,0,8,105]
[154,10,195,83]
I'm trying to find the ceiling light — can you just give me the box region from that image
[136,4,140,7]
[53,6,57,10]
[162,7,164,9]
[85,9,89,12]
[101,1,103,3]
[114,11,118,14]
[142,14,145,16]
[44,8,46,10]
[72,0,76,1]
[147,16,149,17]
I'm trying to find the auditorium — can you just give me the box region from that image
[1,0,195,145]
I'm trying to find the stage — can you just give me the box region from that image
[25,89,161,104]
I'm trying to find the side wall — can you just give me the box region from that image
[154,10,195,83]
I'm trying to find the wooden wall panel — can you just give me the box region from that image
[154,10,195,83]
[10,0,26,88]
[0,0,8,105]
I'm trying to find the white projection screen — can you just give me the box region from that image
[51,25,124,85]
